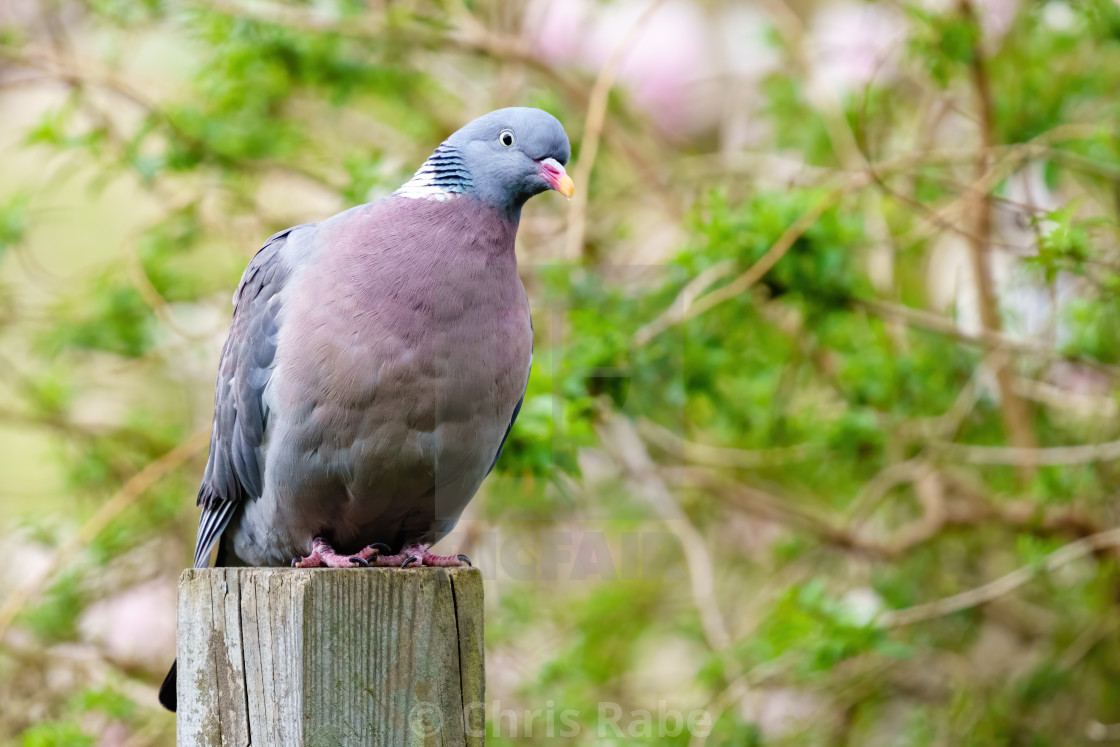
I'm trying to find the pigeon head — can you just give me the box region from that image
[395,107,573,219]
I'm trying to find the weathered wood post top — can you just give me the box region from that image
[176,567,484,747]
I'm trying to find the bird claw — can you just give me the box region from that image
[292,537,386,568]
[291,539,469,569]
[377,545,472,568]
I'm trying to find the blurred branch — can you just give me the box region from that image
[857,298,1120,375]
[630,261,735,346]
[863,122,1101,175]
[881,527,1120,627]
[877,126,1100,250]
[125,238,212,343]
[201,0,389,33]
[846,360,986,528]
[0,45,157,116]
[675,151,838,186]
[880,487,1102,556]
[201,0,588,101]
[0,429,209,645]
[1015,376,1119,419]
[563,0,666,262]
[0,351,166,474]
[1057,617,1119,672]
[2,42,343,199]
[597,414,731,652]
[845,458,935,526]
[897,354,987,443]
[688,657,792,747]
[672,466,858,547]
[680,461,1103,560]
[204,0,680,218]
[958,0,1036,476]
[637,417,818,468]
[1,630,163,725]
[759,0,897,290]
[636,120,1108,348]
[0,407,164,459]
[933,437,1120,466]
[444,2,582,100]
[633,182,855,346]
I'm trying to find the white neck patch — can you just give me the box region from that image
[393,143,472,201]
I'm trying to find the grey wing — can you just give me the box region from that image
[486,391,525,475]
[192,225,308,568]
[487,321,533,476]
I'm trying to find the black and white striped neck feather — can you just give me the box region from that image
[394,144,473,201]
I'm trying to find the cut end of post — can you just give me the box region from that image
[175,567,484,746]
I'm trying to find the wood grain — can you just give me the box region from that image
[176,567,484,746]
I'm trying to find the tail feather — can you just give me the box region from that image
[158,660,177,712]
[161,534,235,712]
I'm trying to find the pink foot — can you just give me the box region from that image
[372,543,471,568]
[291,537,384,568]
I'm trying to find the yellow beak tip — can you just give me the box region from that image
[557,175,575,199]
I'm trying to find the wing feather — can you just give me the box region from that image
[487,326,532,476]
[191,225,310,568]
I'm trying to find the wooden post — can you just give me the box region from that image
[176,567,484,747]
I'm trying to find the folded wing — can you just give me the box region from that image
[192,225,311,568]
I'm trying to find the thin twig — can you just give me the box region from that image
[563,0,667,261]
[0,429,210,643]
[678,184,846,317]
[897,355,988,443]
[629,261,735,347]
[933,437,1120,466]
[856,298,1120,375]
[881,527,1120,627]
[633,183,854,346]
[845,458,935,526]
[680,462,1101,559]
[597,414,731,651]
[759,0,898,291]
[959,0,1036,474]
[672,467,853,548]
[1014,377,1119,419]
[637,418,818,469]
[125,238,211,342]
[687,656,792,747]
[1057,618,1119,672]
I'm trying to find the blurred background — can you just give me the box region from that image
[3,0,1120,744]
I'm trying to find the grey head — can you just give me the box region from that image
[394,107,573,220]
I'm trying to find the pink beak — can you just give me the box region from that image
[538,158,575,198]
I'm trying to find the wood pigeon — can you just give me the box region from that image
[158,107,573,711]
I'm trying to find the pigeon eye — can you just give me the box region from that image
[499,130,515,147]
